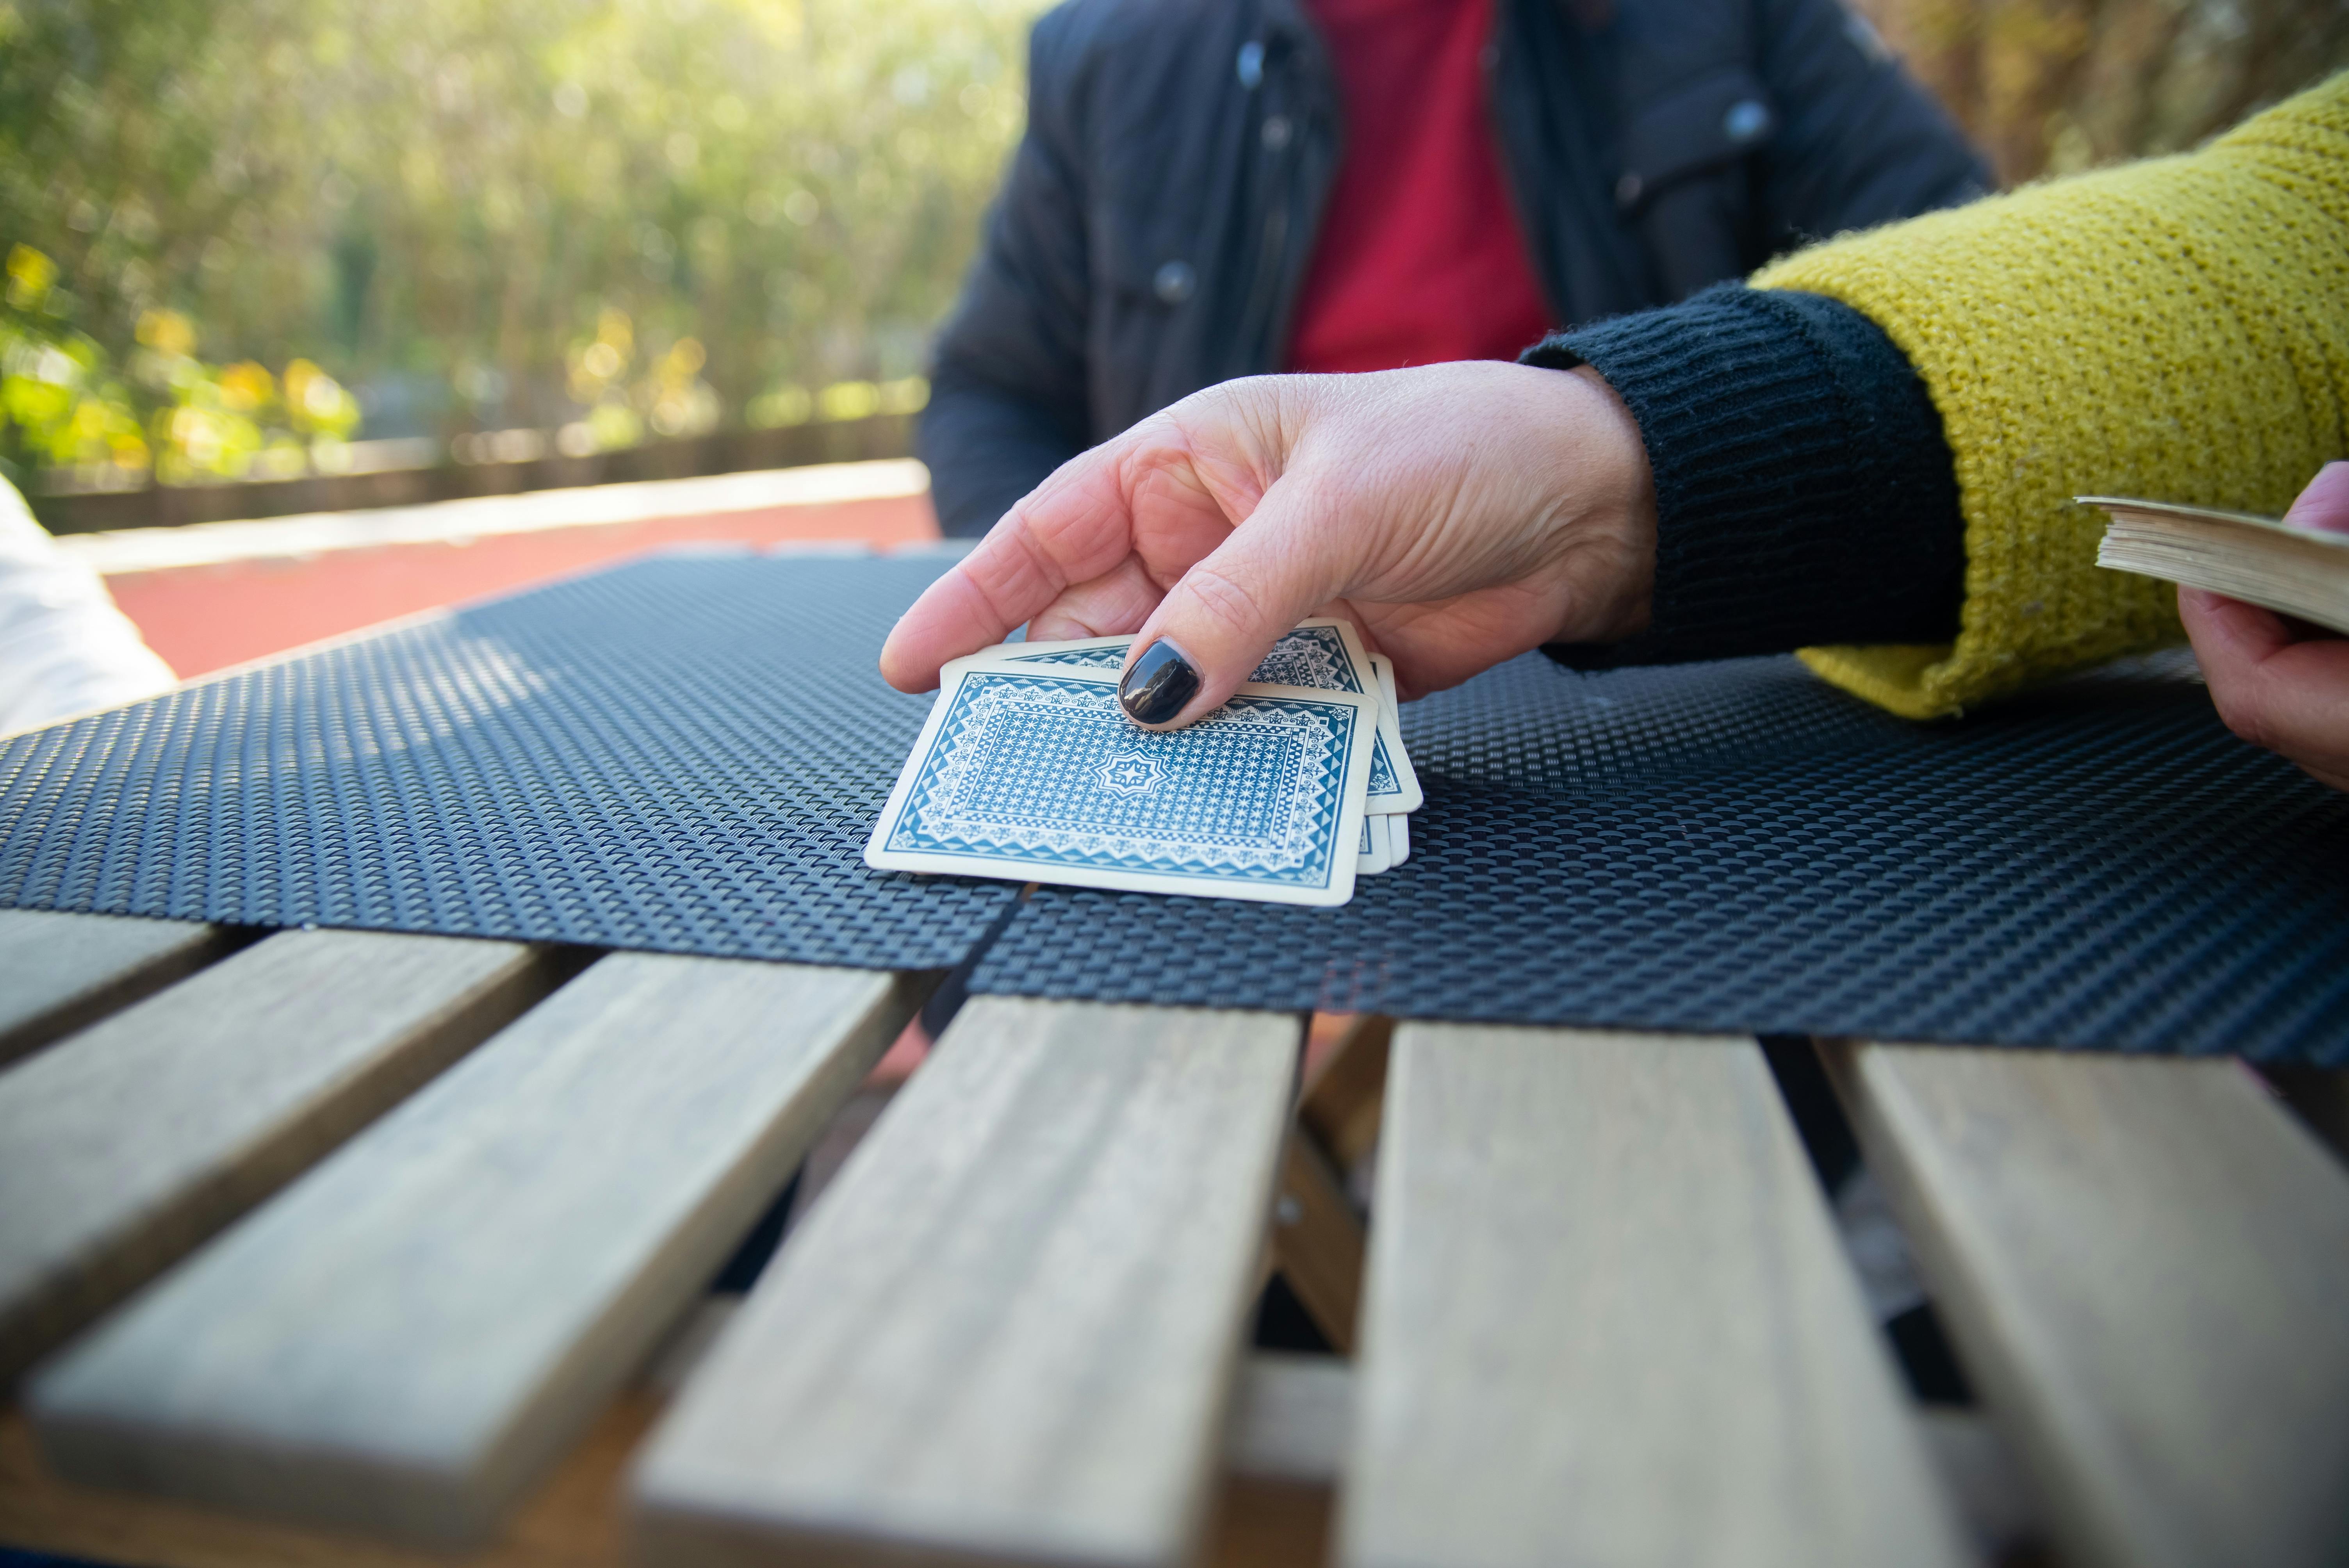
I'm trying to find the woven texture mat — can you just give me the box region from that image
[0,551,1016,971]
[8,554,2345,1059]
[973,649,2349,1063]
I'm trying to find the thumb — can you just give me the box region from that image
[2282,461,2349,535]
[1114,479,1353,730]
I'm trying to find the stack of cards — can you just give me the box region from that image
[866,619,1422,908]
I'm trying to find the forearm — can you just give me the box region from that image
[918,369,1087,539]
[1755,74,2349,718]
[1524,285,1964,670]
[1535,76,2348,720]
[920,7,1098,541]
[0,484,175,734]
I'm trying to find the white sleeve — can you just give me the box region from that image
[0,478,176,737]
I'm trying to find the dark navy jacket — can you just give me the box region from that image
[920,0,1989,536]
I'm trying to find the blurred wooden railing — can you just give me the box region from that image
[31,413,916,537]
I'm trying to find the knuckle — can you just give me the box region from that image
[1178,563,1267,641]
[2213,686,2279,754]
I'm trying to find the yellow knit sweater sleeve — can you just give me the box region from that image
[1751,72,2349,719]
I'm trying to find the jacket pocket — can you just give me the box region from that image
[1614,65,1775,213]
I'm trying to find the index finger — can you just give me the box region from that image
[2180,585,2349,770]
[878,448,1144,691]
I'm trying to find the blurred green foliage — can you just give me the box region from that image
[5,241,362,484]
[0,0,1043,486]
[10,0,2336,492]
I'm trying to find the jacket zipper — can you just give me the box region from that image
[1233,30,1299,378]
[1249,20,1341,374]
[1241,201,1290,372]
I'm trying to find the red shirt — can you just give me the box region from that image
[1287,0,1556,373]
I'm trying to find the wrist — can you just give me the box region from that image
[1543,365,1657,645]
[1531,287,1966,668]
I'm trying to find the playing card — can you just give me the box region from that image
[867,662,1377,907]
[1388,811,1410,864]
[993,620,1422,814]
[1364,652,1421,812]
[1358,813,1392,874]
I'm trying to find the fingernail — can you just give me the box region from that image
[1119,638,1200,725]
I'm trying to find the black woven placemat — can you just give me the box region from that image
[971,650,2349,1063]
[12,551,2344,1059]
[0,550,1016,971]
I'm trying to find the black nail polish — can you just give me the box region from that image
[1119,639,1201,725]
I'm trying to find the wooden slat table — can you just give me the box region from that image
[1343,1025,1967,1568]
[2,910,2346,1568]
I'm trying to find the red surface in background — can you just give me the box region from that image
[107,493,941,677]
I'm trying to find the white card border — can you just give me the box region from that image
[1363,650,1423,814]
[867,662,1376,908]
[968,620,1421,813]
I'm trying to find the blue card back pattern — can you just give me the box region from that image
[1009,626,1400,798]
[882,670,1364,893]
[1003,645,1125,671]
[1009,626,1359,689]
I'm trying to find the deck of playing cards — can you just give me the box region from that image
[2087,494,2349,635]
[866,619,1422,907]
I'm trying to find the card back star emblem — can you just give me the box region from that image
[1095,750,1163,796]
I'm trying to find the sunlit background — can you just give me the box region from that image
[2,0,2344,502]
[2,0,1040,495]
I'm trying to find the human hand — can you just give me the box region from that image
[880,361,1656,727]
[2178,461,2349,792]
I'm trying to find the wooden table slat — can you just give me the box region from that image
[1825,1042,2349,1568]
[0,1352,1351,1568]
[0,928,555,1386]
[1341,1024,1968,1568]
[0,910,234,1068]
[0,1398,654,1568]
[632,996,1302,1568]
[28,954,930,1547]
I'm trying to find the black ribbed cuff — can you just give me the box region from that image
[1522,285,1964,668]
